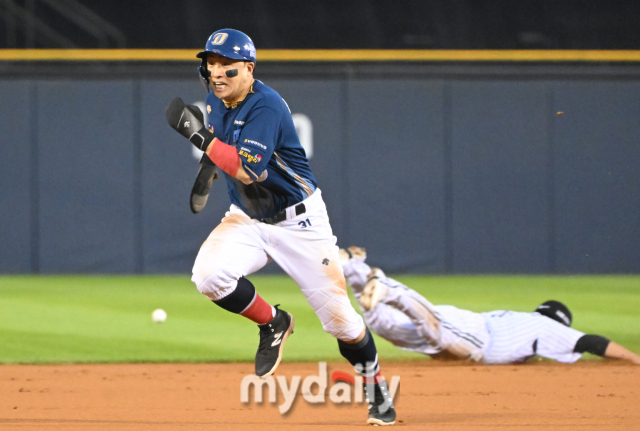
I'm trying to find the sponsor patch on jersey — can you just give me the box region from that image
[239,149,261,164]
[244,138,267,150]
[234,120,245,125]
[240,146,251,153]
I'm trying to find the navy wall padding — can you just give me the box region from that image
[1,74,639,274]
[0,81,33,272]
[450,81,550,273]
[344,80,447,272]
[36,81,137,273]
[552,82,640,273]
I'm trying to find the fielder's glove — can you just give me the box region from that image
[165,97,214,151]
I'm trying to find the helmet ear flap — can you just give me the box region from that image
[198,58,211,93]
[199,57,210,78]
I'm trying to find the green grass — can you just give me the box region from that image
[0,274,639,364]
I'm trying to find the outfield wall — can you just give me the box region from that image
[1,60,639,274]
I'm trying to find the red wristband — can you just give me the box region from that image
[206,138,240,177]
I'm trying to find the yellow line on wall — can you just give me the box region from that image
[1,49,640,62]
[0,49,195,61]
[261,50,640,62]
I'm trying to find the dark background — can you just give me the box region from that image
[1,0,640,49]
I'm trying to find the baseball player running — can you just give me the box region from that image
[341,247,640,365]
[166,30,395,425]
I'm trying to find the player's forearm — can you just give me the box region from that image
[391,294,440,345]
[203,140,266,185]
[232,159,254,184]
[204,139,253,184]
[604,342,640,364]
[574,335,640,364]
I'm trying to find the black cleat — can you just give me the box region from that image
[364,380,396,426]
[255,305,294,378]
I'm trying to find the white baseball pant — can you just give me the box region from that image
[191,189,365,341]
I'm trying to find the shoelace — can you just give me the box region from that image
[257,305,283,352]
[257,324,275,350]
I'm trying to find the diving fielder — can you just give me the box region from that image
[341,247,640,365]
[166,30,395,425]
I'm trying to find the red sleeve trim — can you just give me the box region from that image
[206,138,240,177]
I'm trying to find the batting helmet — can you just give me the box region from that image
[535,300,572,327]
[196,29,256,92]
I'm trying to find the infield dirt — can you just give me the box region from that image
[1,361,638,430]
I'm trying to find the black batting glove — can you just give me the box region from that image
[165,97,214,151]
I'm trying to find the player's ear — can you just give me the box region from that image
[246,61,255,75]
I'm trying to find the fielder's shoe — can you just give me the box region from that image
[361,268,388,311]
[364,380,396,426]
[255,305,294,378]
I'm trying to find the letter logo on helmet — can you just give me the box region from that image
[211,33,229,45]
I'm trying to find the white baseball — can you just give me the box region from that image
[152,308,167,323]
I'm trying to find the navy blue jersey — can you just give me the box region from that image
[205,80,317,220]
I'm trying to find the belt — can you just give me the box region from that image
[260,203,306,225]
